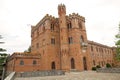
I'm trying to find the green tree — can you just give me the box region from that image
[0,35,6,52]
[115,24,120,60]
[24,46,31,53]
[0,35,4,44]
[0,35,7,77]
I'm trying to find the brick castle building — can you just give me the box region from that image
[6,4,114,72]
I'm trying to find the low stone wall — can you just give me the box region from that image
[97,68,120,73]
[4,72,16,80]
[16,70,65,77]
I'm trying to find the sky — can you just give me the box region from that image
[0,0,120,54]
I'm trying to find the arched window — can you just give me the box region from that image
[79,22,82,29]
[83,57,87,70]
[93,60,96,66]
[91,46,93,51]
[20,60,24,65]
[51,24,54,31]
[51,61,56,70]
[51,38,55,44]
[68,37,73,44]
[80,35,84,42]
[33,60,37,65]
[67,22,72,29]
[71,58,75,69]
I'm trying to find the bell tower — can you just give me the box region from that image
[58,4,66,28]
[58,4,69,71]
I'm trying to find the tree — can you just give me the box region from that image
[0,35,7,79]
[0,48,6,52]
[0,35,4,44]
[0,35,6,52]
[115,23,120,60]
[24,46,31,53]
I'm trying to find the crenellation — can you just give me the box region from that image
[32,14,56,33]
[68,13,85,22]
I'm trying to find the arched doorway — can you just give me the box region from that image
[71,58,75,69]
[51,62,56,70]
[83,57,87,70]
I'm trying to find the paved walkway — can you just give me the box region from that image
[15,71,120,80]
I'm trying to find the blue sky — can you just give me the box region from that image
[0,0,120,54]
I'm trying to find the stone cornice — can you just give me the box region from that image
[7,52,41,61]
[88,40,112,48]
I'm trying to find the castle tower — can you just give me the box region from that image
[58,4,69,71]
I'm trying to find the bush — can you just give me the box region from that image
[106,63,111,68]
[92,67,96,71]
[96,65,101,68]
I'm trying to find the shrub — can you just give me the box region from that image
[96,65,101,68]
[92,67,96,71]
[106,63,111,68]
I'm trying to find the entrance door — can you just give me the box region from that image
[71,58,75,69]
[83,57,87,70]
[51,62,56,70]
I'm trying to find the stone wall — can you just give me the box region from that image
[97,68,120,73]
[15,70,65,77]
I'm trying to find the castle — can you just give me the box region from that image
[6,4,114,72]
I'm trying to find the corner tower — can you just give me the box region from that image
[58,4,69,71]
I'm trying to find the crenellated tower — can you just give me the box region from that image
[58,4,69,71]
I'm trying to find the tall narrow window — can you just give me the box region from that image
[51,62,56,69]
[51,24,54,31]
[67,22,72,29]
[20,60,24,65]
[91,46,93,51]
[51,38,55,44]
[33,60,37,65]
[71,58,75,69]
[68,37,73,44]
[93,60,96,66]
[79,22,82,29]
[68,37,70,44]
[83,57,87,70]
[67,24,69,29]
[80,35,84,42]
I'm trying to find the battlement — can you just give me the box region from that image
[58,4,66,16]
[68,13,85,22]
[31,14,56,32]
[58,4,66,10]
